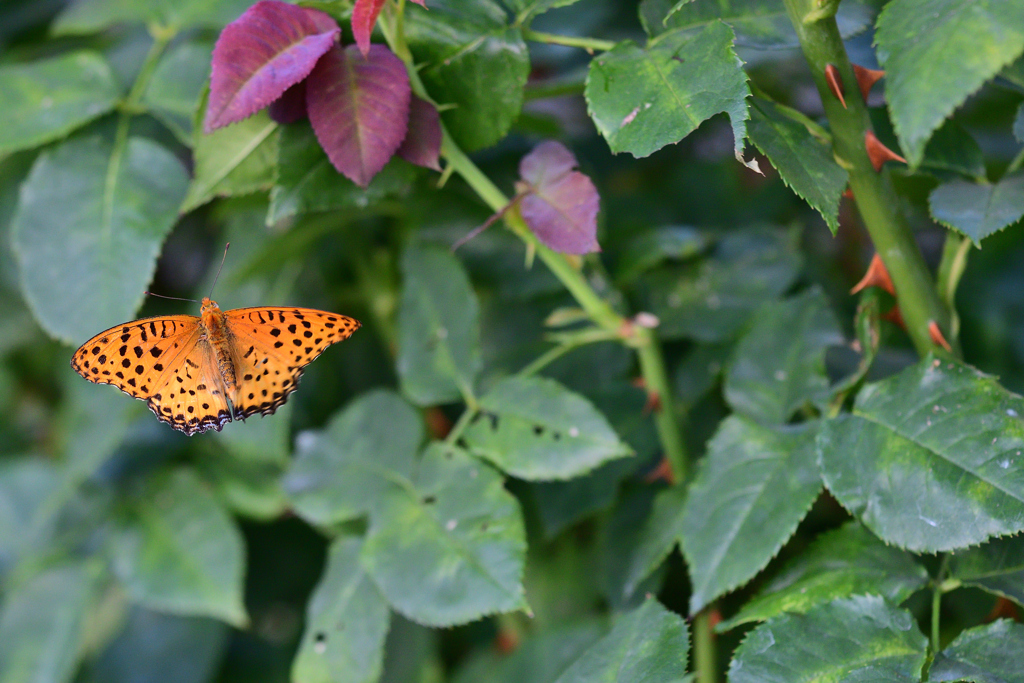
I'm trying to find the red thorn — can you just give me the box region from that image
[824,64,846,108]
[708,608,723,629]
[644,389,662,415]
[865,131,907,172]
[852,64,885,101]
[851,254,895,296]
[842,186,854,200]
[883,306,905,329]
[928,321,952,352]
[645,457,676,485]
[424,407,453,440]
[985,597,1019,623]
[494,630,519,654]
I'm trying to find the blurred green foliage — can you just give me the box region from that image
[2,0,1024,682]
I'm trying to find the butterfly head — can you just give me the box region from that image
[200,297,221,316]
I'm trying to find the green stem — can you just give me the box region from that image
[693,610,717,683]
[782,0,953,358]
[637,328,687,481]
[444,406,478,447]
[386,23,698,671]
[931,554,951,652]
[104,27,173,250]
[936,232,971,345]
[521,29,617,53]
[524,76,587,101]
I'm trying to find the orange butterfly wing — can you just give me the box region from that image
[222,307,361,419]
[71,315,233,435]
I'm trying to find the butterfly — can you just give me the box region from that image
[71,297,360,436]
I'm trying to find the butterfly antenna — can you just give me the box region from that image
[144,292,198,303]
[209,243,230,298]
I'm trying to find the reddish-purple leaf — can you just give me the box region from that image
[269,80,307,124]
[517,141,600,254]
[352,0,386,57]
[307,44,411,187]
[397,96,441,171]
[204,0,339,133]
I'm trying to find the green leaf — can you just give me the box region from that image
[52,0,253,34]
[507,0,582,22]
[89,608,229,683]
[919,119,987,181]
[292,537,390,683]
[0,563,97,683]
[142,41,212,145]
[819,356,1024,552]
[718,522,929,631]
[639,0,877,49]
[929,173,1024,246]
[0,459,60,577]
[727,596,928,683]
[682,417,821,613]
[597,486,664,609]
[724,288,842,424]
[747,99,847,235]
[405,0,529,151]
[875,0,1024,167]
[552,598,689,683]
[586,23,749,159]
[929,619,1024,683]
[201,401,291,520]
[452,621,604,683]
[622,484,686,598]
[635,228,802,342]
[284,390,423,526]
[181,103,279,213]
[108,467,248,627]
[948,534,1024,608]
[462,375,633,480]
[530,457,636,538]
[397,244,481,406]
[361,443,528,626]
[0,52,120,156]
[268,122,416,225]
[674,342,731,406]
[12,133,188,344]
[614,225,709,285]
[379,615,439,683]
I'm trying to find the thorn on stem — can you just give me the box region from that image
[824,64,846,108]
[842,186,854,200]
[852,64,885,101]
[644,457,676,485]
[928,321,952,352]
[883,306,905,329]
[865,131,907,172]
[851,254,895,296]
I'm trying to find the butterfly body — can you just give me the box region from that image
[71,298,360,436]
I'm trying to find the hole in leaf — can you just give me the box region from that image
[533,425,544,435]
[552,432,561,441]
[422,495,437,505]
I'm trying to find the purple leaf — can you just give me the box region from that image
[517,141,600,254]
[307,44,411,187]
[204,0,339,133]
[352,0,386,57]
[269,80,307,124]
[397,95,441,171]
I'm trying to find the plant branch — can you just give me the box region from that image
[521,29,617,53]
[782,0,955,358]
[693,609,717,683]
[931,554,951,652]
